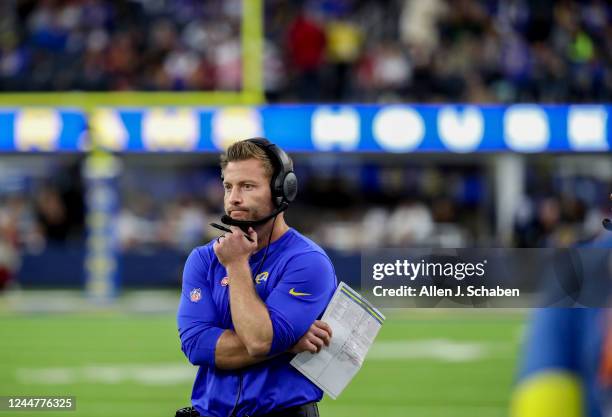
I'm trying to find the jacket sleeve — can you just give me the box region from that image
[264,251,337,355]
[510,308,584,417]
[177,248,226,367]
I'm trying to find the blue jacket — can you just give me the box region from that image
[512,235,612,417]
[177,228,337,417]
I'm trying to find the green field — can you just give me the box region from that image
[0,310,524,417]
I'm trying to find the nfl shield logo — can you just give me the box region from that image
[190,288,202,303]
[220,277,229,287]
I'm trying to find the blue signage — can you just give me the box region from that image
[0,104,610,153]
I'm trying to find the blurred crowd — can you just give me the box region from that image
[0,155,610,289]
[0,0,244,91]
[0,157,609,254]
[276,0,612,102]
[0,0,610,102]
[0,160,84,289]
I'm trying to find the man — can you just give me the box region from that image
[510,233,612,417]
[177,138,338,417]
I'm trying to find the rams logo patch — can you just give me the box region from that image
[255,272,269,285]
[190,288,202,302]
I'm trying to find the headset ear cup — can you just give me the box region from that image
[283,172,298,203]
[243,137,296,207]
[271,171,282,207]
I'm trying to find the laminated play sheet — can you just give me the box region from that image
[290,282,385,399]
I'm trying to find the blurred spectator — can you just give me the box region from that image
[117,193,159,251]
[0,195,24,290]
[35,186,70,243]
[387,199,435,246]
[160,196,208,252]
[325,17,363,100]
[286,8,327,101]
[361,206,390,248]
[357,42,412,101]
[399,0,448,58]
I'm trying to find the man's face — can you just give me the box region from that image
[223,158,274,221]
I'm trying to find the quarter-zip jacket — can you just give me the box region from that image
[177,228,337,417]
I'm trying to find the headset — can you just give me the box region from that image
[212,138,298,277]
[245,137,298,208]
[220,137,298,230]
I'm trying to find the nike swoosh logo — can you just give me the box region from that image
[289,288,311,297]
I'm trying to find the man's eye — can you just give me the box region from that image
[244,184,254,190]
[224,185,232,191]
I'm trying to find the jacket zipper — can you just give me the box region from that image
[228,373,243,417]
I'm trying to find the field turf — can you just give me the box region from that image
[0,310,524,417]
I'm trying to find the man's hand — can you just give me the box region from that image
[213,226,258,267]
[290,320,333,354]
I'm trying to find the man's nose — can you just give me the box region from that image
[228,187,243,204]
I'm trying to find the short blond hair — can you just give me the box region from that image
[220,140,274,179]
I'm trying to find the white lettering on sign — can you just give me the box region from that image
[311,106,360,151]
[373,106,424,152]
[504,105,550,152]
[438,106,484,153]
[567,106,608,151]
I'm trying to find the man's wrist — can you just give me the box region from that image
[225,259,251,277]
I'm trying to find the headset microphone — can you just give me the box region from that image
[221,202,289,232]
